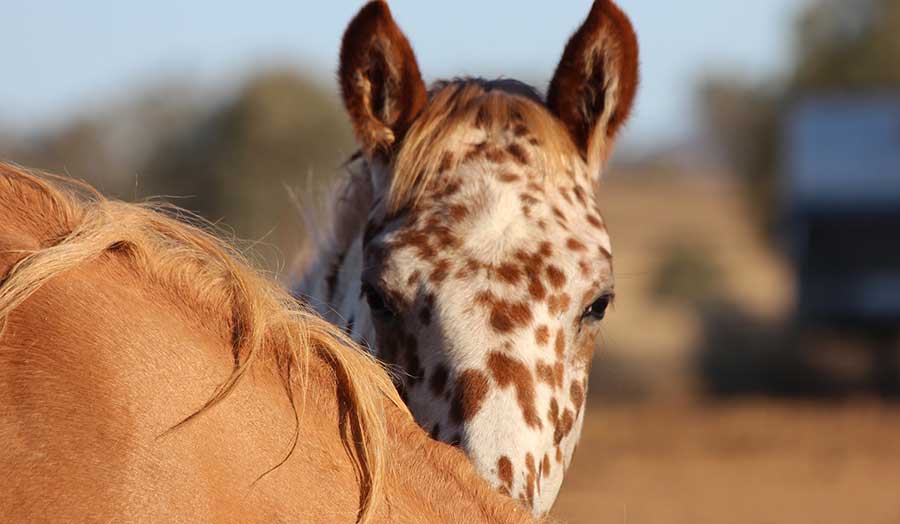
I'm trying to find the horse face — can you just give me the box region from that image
[337,0,638,514]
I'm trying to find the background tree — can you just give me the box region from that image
[700,0,900,239]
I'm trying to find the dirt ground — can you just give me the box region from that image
[551,401,900,524]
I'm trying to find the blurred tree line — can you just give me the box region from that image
[0,70,356,272]
[700,0,900,237]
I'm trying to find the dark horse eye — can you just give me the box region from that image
[362,281,395,317]
[583,294,612,321]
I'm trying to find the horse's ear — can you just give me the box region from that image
[547,0,639,172]
[339,1,428,159]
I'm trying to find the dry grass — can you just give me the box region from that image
[552,401,900,524]
[558,171,900,523]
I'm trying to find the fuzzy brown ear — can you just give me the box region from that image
[339,1,428,158]
[547,0,639,170]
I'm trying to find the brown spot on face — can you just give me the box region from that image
[499,172,520,183]
[430,364,449,396]
[450,369,491,424]
[587,213,604,230]
[464,141,488,162]
[548,293,572,316]
[406,270,421,288]
[545,265,567,289]
[515,248,540,267]
[527,274,547,302]
[498,456,514,491]
[507,143,529,164]
[534,325,550,346]
[429,259,451,284]
[573,185,588,206]
[477,292,533,334]
[539,241,553,258]
[431,224,459,250]
[456,257,483,280]
[566,238,587,252]
[438,180,461,199]
[554,408,575,446]
[554,328,566,358]
[394,230,436,260]
[548,397,560,426]
[519,193,539,206]
[448,204,469,221]
[487,352,542,429]
[556,446,563,464]
[552,206,567,223]
[536,362,556,387]
[542,454,551,479]
[513,123,529,137]
[496,263,523,285]
[558,187,574,205]
[570,380,586,413]
[560,293,572,311]
[525,452,536,505]
[486,146,509,164]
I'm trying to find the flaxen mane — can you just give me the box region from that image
[0,162,405,524]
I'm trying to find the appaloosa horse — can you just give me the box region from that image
[296,0,639,513]
[0,164,542,524]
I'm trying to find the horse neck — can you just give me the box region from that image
[296,171,376,350]
[376,401,538,523]
[0,249,530,524]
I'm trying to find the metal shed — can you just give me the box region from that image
[783,97,900,324]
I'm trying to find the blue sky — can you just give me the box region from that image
[3,0,805,148]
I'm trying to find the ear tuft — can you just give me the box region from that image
[547,0,639,169]
[339,1,428,158]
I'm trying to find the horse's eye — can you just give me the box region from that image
[362,282,395,317]
[582,294,613,321]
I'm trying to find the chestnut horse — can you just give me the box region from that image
[0,164,543,524]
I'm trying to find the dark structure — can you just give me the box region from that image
[783,97,900,327]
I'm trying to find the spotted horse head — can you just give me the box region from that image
[298,0,639,515]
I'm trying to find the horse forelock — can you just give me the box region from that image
[387,77,582,214]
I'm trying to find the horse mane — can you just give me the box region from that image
[388,78,581,214]
[0,162,405,524]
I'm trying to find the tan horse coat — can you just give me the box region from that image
[0,164,540,524]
